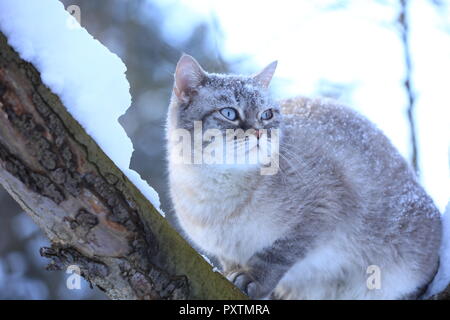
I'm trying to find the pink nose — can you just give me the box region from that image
[254,130,263,138]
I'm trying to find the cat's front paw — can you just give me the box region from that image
[227,270,268,299]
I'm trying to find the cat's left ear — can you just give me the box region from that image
[252,61,277,88]
[174,54,206,103]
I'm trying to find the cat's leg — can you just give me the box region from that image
[227,235,312,299]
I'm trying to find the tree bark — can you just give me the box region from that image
[0,31,245,300]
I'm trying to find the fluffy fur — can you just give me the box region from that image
[166,55,442,299]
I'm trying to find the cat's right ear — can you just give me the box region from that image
[174,54,206,103]
[252,61,277,88]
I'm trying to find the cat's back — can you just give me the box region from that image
[279,96,441,286]
[279,96,440,219]
[281,96,399,159]
[279,96,414,186]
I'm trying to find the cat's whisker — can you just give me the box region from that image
[278,146,308,173]
[278,152,304,182]
[279,143,323,173]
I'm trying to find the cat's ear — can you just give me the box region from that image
[252,61,278,88]
[174,54,206,103]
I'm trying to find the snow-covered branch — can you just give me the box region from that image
[0,31,244,300]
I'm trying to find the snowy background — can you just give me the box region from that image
[0,0,448,299]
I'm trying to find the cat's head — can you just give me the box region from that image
[168,54,280,172]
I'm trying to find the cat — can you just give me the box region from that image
[166,54,442,299]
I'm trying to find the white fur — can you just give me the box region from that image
[169,162,286,263]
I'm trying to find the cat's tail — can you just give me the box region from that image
[422,201,450,299]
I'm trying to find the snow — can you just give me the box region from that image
[0,0,162,215]
[424,202,450,298]
[201,254,220,272]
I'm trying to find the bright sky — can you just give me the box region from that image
[155,0,450,211]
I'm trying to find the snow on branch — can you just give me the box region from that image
[0,0,161,212]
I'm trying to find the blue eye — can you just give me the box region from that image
[220,107,238,121]
[261,109,273,120]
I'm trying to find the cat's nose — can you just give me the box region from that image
[254,129,263,139]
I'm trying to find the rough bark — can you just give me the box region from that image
[0,31,245,300]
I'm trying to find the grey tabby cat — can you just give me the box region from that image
[166,54,442,299]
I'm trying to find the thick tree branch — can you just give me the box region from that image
[0,31,245,300]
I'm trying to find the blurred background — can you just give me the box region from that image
[0,0,448,299]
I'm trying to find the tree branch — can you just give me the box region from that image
[0,31,245,300]
[398,0,419,174]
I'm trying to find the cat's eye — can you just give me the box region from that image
[261,109,273,120]
[219,107,238,121]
